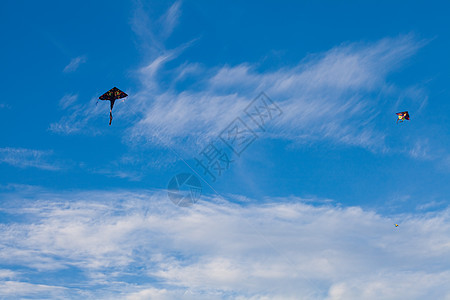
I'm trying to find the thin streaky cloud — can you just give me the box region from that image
[49,96,105,135]
[129,35,425,154]
[408,138,433,159]
[159,1,182,38]
[63,56,87,73]
[0,281,70,299]
[0,148,60,171]
[0,270,18,279]
[93,168,143,181]
[58,94,78,110]
[131,0,180,55]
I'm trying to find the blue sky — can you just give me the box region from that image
[1,1,450,299]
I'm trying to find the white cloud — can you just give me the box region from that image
[58,93,78,110]
[326,271,450,300]
[92,168,143,181]
[128,35,426,154]
[131,0,183,56]
[0,270,17,279]
[0,147,60,170]
[159,1,182,39]
[408,138,433,159]
[125,288,184,300]
[0,189,449,299]
[52,2,427,159]
[49,94,107,135]
[0,281,70,299]
[417,200,446,211]
[63,56,87,73]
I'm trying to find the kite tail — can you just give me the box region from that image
[109,100,115,126]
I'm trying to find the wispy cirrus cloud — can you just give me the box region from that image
[92,168,143,181]
[131,0,183,55]
[53,3,434,165]
[0,148,60,170]
[49,93,106,135]
[0,270,17,279]
[0,281,70,299]
[128,35,426,154]
[0,188,449,299]
[159,0,181,39]
[49,2,428,158]
[128,0,426,154]
[408,138,433,159]
[57,93,78,110]
[63,55,86,73]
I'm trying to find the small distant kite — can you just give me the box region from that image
[99,87,128,125]
[395,224,399,227]
[396,111,410,123]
